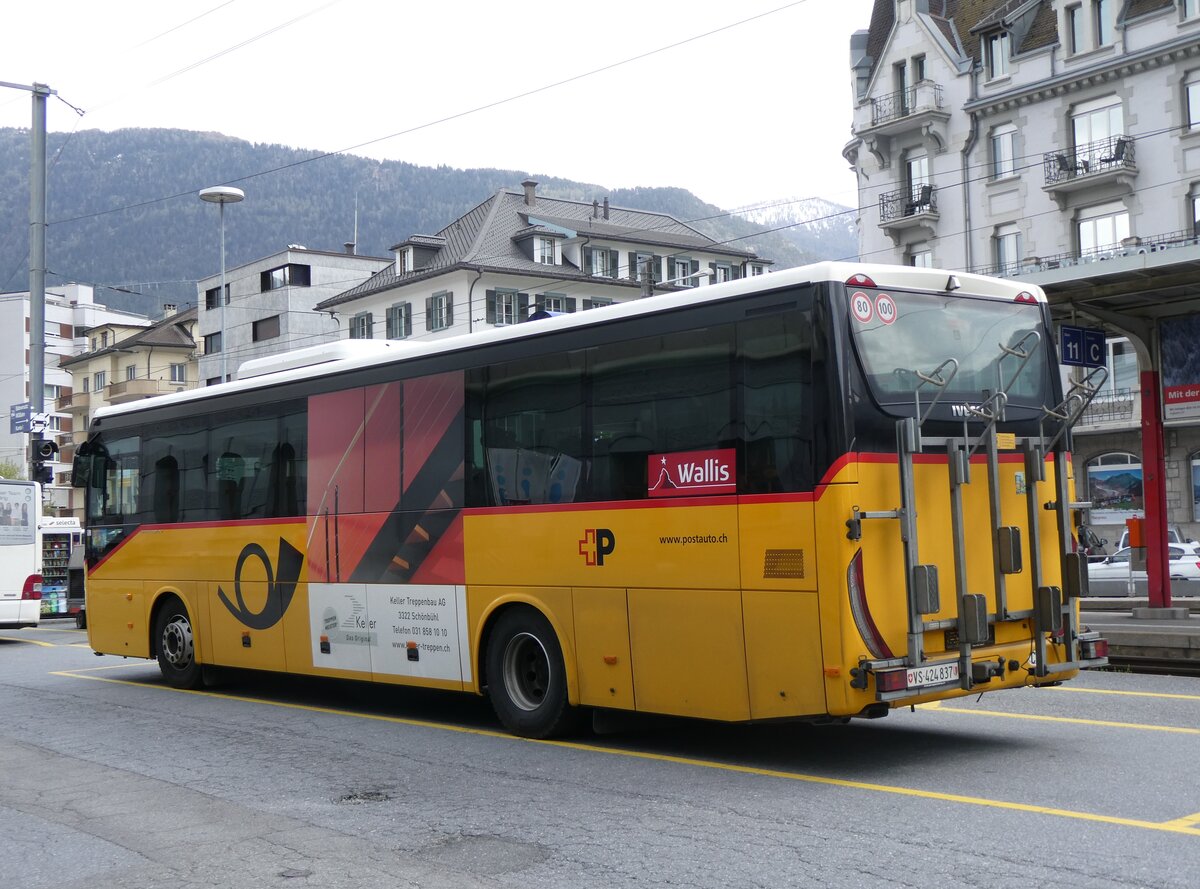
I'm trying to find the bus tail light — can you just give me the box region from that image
[22,574,43,600]
[845,273,877,288]
[875,670,907,693]
[847,550,893,659]
[1080,637,1109,660]
[1014,291,1038,304]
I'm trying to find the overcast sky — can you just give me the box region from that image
[1,0,874,212]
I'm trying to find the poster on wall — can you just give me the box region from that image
[1160,315,1200,420]
[1087,464,1144,524]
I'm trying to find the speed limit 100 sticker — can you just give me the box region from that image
[875,293,897,325]
[851,291,873,323]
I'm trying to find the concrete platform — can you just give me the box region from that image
[1080,597,1200,668]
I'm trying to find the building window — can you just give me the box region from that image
[100,332,109,348]
[1192,192,1200,236]
[712,262,733,284]
[252,315,281,342]
[535,237,556,265]
[126,364,137,381]
[82,377,89,394]
[486,289,528,326]
[205,284,230,309]
[396,249,410,274]
[537,293,574,313]
[1077,202,1130,255]
[260,263,311,292]
[583,297,614,310]
[1072,96,1123,170]
[349,312,373,339]
[994,224,1022,274]
[1067,5,1084,53]
[991,124,1017,178]
[1093,0,1112,45]
[386,303,412,339]
[751,264,765,276]
[985,31,1010,79]
[90,337,97,351]
[1187,73,1200,130]
[586,247,616,278]
[1187,0,1200,20]
[912,54,926,82]
[908,243,932,267]
[204,332,222,354]
[170,363,187,382]
[93,371,106,391]
[427,291,453,331]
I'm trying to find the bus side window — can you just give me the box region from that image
[153,455,180,524]
[216,452,244,520]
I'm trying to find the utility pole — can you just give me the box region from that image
[1,80,57,486]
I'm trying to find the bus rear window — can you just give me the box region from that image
[847,289,1050,408]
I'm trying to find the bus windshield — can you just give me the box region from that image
[847,289,1051,409]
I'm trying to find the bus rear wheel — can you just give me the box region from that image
[485,607,580,739]
[155,599,203,689]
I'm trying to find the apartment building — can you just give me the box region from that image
[314,180,772,338]
[846,0,1200,541]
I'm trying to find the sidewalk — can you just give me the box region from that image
[1080,597,1200,666]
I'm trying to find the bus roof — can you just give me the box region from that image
[94,261,1045,422]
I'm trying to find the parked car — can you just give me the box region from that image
[1116,523,1193,552]
[1087,542,1200,583]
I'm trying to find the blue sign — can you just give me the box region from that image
[1060,325,1106,368]
[9,402,31,435]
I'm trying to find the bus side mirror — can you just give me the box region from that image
[71,441,93,488]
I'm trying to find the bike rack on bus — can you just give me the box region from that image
[849,334,1109,701]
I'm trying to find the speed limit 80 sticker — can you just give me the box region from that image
[851,291,873,323]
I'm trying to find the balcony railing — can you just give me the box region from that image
[972,227,1200,279]
[1043,134,1135,186]
[1077,388,1137,426]
[106,378,196,404]
[870,83,944,127]
[879,184,937,222]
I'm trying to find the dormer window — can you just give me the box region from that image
[396,248,412,274]
[535,236,556,265]
[985,31,1010,79]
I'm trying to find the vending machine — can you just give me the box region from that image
[38,516,82,618]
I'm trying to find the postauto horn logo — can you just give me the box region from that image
[578,528,616,566]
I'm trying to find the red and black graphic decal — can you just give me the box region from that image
[306,373,465,585]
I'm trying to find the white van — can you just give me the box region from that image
[1116,524,1191,552]
[0,480,42,629]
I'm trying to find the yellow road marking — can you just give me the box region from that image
[1161,811,1200,829]
[1050,686,1200,702]
[930,703,1200,735]
[29,626,86,634]
[0,635,56,647]
[53,668,1200,837]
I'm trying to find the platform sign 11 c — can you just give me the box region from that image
[1059,324,1106,368]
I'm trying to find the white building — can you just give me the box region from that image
[197,246,392,385]
[845,0,1200,543]
[314,180,772,339]
[0,283,149,509]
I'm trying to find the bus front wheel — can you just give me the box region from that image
[155,599,203,689]
[485,607,580,739]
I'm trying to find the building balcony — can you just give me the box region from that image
[878,184,938,241]
[1073,387,1139,432]
[972,227,1200,280]
[106,378,196,404]
[1042,136,1136,206]
[56,392,90,415]
[857,82,950,164]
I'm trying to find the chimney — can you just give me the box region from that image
[344,241,356,255]
[603,197,610,220]
[592,199,599,218]
[522,178,538,206]
[162,303,177,317]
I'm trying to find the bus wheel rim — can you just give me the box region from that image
[162,616,194,668]
[501,631,550,712]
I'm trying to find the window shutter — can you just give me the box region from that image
[732,264,742,280]
[425,296,433,331]
[708,262,716,284]
[690,260,700,280]
[667,258,676,280]
[652,254,661,282]
[583,298,594,310]
[385,306,396,338]
[628,251,638,280]
[365,312,374,338]
[584,247,593,274]
[403,304,412,337]
[445,293,454,327]
[518,293,530,322]
[565,297,576,313]
[608,249,620,278]
[485,289,497,324]
[534,294,545,313]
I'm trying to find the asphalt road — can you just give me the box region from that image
[1,620,1198,888]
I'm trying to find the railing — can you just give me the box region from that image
[1043,134,1135,185]
[879,184,938,222]
[1076,388,1137,425]
[870,83,943,126]
[973,227,1200,278]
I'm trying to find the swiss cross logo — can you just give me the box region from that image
[578,528,616,566]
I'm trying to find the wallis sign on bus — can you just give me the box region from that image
[647,449,737,498]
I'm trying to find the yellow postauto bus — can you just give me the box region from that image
[74,262,1107,738]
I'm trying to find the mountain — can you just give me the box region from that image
[0,127,857,318]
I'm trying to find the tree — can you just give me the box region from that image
[0,458,26,480]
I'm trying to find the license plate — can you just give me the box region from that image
[906,662,960,688]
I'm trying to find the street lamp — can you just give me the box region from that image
[198,185,245,383]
